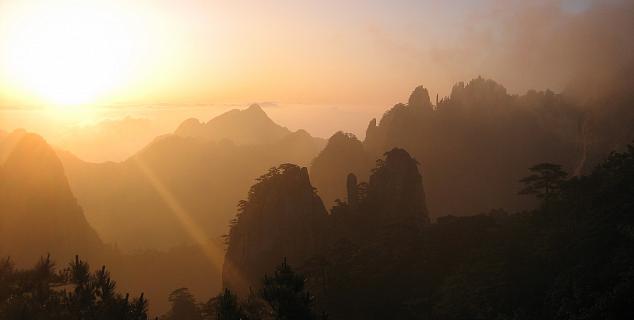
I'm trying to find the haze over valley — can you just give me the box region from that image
[1,0,633,318]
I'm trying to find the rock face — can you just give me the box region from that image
[407,85,434,110]
[365,148,430,231]
[330,148,429,243]
[309,132,371,209]
[0,132,102,265]
[346,173,359,210]
[223,149,430,296]
[223,164,328,295]
[362,79,576,216]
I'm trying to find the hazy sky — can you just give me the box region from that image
[1,0,623,106]
[0,0,632,154]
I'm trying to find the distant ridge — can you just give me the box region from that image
[175,104,295,145]
[311,76,634,216]
[58,105,326,251]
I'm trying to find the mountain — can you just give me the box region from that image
[59,105,326,251]
[222,148,430,308]
[222,164,328,296]
[175,104,296,145]
[310,132,372,208]
[223,141,634,319]
[0,128,26,164]
[364,148,430,230]
[311,77,634,217]
[318,144,634,319]
[0,131,102,265]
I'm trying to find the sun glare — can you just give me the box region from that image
[0,2,143,108]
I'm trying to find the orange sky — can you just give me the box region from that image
[1,0,631,156]
[1,0,613,110]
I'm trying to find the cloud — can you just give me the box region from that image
[424,0,634,95]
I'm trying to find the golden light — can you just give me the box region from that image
[0,1,147,109]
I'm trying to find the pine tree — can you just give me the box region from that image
[0,255,149,320]
[261,259,320,320]
[519,163,568,199]
[203,288,243,320]
[163,288,202,320]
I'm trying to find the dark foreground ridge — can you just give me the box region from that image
[220,145,634,319]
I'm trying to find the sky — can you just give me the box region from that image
[0,0,631,159]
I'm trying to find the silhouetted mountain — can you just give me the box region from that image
[59,105,325,251]
[228,143,633,319]
[221,149,430,317]
[223,164,328,296]
[407,85,434,110]
[313,77,634,217]
[365,148,429,229]
[0,131,102,265]
[222,148,427,293]
[220,139,634,319]
[0,128,26,164]
[175,104,303,146]
[310,132,371,208]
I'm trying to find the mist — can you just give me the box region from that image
[1,0,634,318]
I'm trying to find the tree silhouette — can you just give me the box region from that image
[519,163,568,199]
[203,288,243,320]
[0,255,148,320]
[163,288,202,320]
[261,259,321,320]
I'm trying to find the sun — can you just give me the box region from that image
[0,1,142,108]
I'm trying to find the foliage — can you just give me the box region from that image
[301,144,634,319]
[162,288,202,320]
[202,288,244,320]
[261,259,319,320]
[0,255,148,320]
[519,163,568,199]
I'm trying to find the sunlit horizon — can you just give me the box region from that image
[1,0,611,112]
[2,0,631,164]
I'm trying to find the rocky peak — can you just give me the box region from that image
[174,104,291,145]
[310,131,370,208]
[448,77,509,108]
[0,132,101,265]
[3,133,69,193]
[0,129,27,165]
[223,164,327,295]
[366,148,429,229]
[408,85,433,110]
[246,103,265,114]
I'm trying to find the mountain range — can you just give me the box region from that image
[312,77,634,215]
[2,75,633,317]
[58,104,325,251]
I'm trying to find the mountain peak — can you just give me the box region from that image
[223,163,327,295]
[408,85,433,110]
[174,104,291,145]
[367,148,429,228]
[246,103,265,113]
[0,131,102,264]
